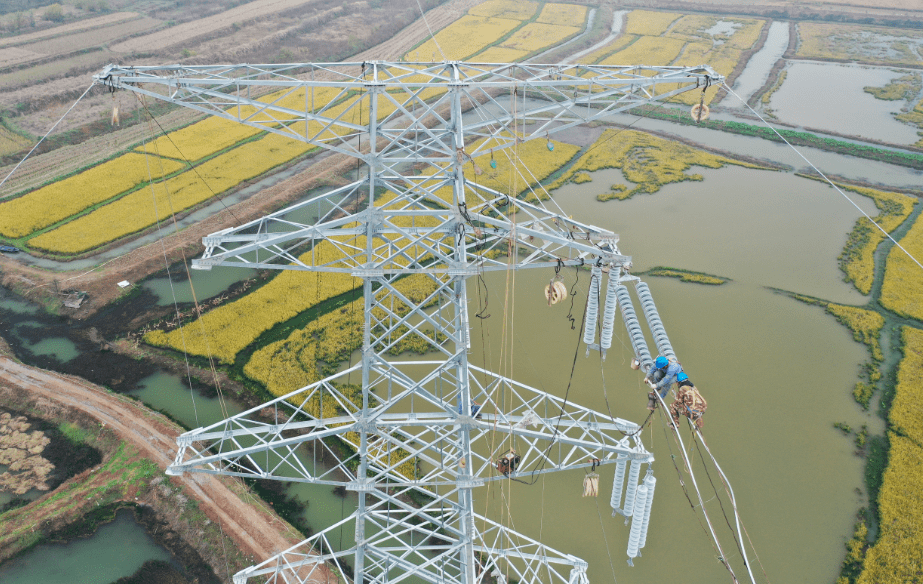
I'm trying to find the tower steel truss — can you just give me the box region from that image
[96,61,722,584]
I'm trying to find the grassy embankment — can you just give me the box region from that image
[642,266,729,285]
[627,105,923,169]
[0,387,237,582]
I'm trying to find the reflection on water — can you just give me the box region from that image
[0,508,174,584]
[132,371,243,429]
[769,61,921,145]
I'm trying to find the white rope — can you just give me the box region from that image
[0,83,94,192]
[722,82,923,273]
[695,426,761,584]
[655,390,741,584]
[414,0,447,61]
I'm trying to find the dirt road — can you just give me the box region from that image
[0,356,325,580]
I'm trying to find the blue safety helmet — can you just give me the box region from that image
[677,372,689,383]
[654,356,668,369]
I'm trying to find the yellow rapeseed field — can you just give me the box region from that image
[244,274,439,395]
[498,22,581,53]
[469,0,538,21]
[145,239,362,363]
[407,15,521,61]
[886,326,923,443]
[473,46,529,63]
[833,183,915,295]
[136,116,262,161]
[623,10,680,36]
[856,326,923,584]
[0,153,184,239]
[577,34,638,65]
[421,137,580,205]
[880,210,923,321]
[599,36,686,67]
[547,129,763,200]
[536,3,587,28]
[30,134,311,254]
[825,303,884,361]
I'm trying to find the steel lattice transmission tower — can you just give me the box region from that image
[96,61,722,584]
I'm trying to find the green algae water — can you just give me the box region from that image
[0,508,175,584]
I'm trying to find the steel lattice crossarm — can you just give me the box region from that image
[233,504,590,584]
[167,362,653,488]
[94,61,722,163]
[190,178,628,273]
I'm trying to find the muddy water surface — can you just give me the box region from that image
[768,61,921,145]
[460,162,879,581]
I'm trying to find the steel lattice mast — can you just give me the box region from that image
[95,61,722,584]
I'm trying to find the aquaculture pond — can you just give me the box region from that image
[724,20,789,105]
[0,508,177,584]
[767,61,921,145]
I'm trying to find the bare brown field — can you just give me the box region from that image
[0,46,41,68]
[0,11,139,48]
[19,17,161,58]
[111,0,322,54]
[0,50,111,91]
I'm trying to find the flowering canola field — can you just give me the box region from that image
[833,183,915,295]
[244,274,439,395]
[856,326,923,584]
[0,153,183,239]
[136,116,262,161]
[547,129,764,200]
[31,133,312,254]
[468,0,538,21]
[145,239,362,363]
[581,10,765,105]
[880,210,923,321]
[536,3,587,28]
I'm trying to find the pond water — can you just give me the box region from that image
[459,163,877,582]
[10,322,79,362]
[0,508,176,584]
[768,61,921,145]
[142,266,256,306]
[131,371,243,429]
[725,20,789,105]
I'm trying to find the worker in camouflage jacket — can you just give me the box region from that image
[669,372,707,429]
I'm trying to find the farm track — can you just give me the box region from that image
[0,355,331,581]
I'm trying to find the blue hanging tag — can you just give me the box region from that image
[490,159,497,169]
[547,141,554,151]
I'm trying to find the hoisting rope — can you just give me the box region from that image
[137,93,234,577]
[137,93,202,428]
[654,389,740,583]
[695,425,769,584]
[722,82,923,274]
[0,83,94,192]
